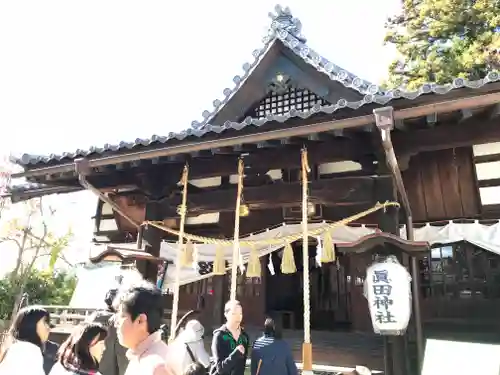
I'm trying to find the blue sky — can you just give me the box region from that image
[0,0,400,157]
[0,0,401,274]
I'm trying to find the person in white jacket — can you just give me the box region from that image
[0,306,53,375]
[167,320,211,375]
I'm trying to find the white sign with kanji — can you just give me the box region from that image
[364,256,412,335]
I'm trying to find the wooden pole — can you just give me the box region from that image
[170,165,189,340]
[230,159,244,300]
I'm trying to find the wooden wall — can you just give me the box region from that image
[175,259,267,329]
[419,242,500,327]
[346,241,500,333]
[403,147,480,222]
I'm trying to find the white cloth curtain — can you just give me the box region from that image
[405,221,500,256]
[157,221,500,288]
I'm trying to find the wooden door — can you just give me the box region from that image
[348,253,375,332]
[227,259,266,327]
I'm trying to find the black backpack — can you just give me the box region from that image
[185,343,211,375]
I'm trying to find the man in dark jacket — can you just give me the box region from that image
[210,300,249,375]
[88,288,129,375]
[250,317,297,375]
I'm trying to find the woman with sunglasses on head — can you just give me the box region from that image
[0,306,53,375]
[49,323,107,375]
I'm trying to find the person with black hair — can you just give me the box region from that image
[0,306,54,375]
[183,362,207,375]
[250,317,297,375]
[49,323,107,375]
[114,283,173,375]
[87,288,129,375]
[210,300,249,375]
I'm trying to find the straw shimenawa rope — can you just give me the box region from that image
[144,201,400,246]
[169,164,189,341]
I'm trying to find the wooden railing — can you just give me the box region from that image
[38,305,190,333]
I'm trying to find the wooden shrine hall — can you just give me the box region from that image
[6,4,500,375]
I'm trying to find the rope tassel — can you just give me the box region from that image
[213,246,226,275]
[281,242,297,274]
[321,231,336,263]
[246,246,261,278]
[180,240,194,267]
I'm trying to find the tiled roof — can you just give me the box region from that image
[4,182,82,202]
[10,4,500,167]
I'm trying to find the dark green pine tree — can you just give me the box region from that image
[384,0,500,89]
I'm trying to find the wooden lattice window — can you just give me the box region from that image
[246,87,330,119]
[229,274,262,298]
[181,277,213,295]
[419,242,500,299]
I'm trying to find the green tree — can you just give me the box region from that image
[0,269,77,320]
[0,160,73,321]
[384,0,500,89]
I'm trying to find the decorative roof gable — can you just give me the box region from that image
[190,4,381,130]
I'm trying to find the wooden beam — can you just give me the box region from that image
[394,117,500,156]
[478,178,500,188]
[474,153,500,164]
[482,204,500,219]
[48,138,374,190]
[145,139,372,176]
[159,175,392,217]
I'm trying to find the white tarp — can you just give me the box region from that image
[422,339,500,375]
[158,221,500,288]
[69,264,143,308]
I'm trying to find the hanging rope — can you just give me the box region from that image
[301,148,313,372]
[169,164,189,341]
[230,158,244,300]
[144,200,399,246]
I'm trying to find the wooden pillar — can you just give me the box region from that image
[211,276,227,329]
[376,180,408,375]
[138,200,163,283]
